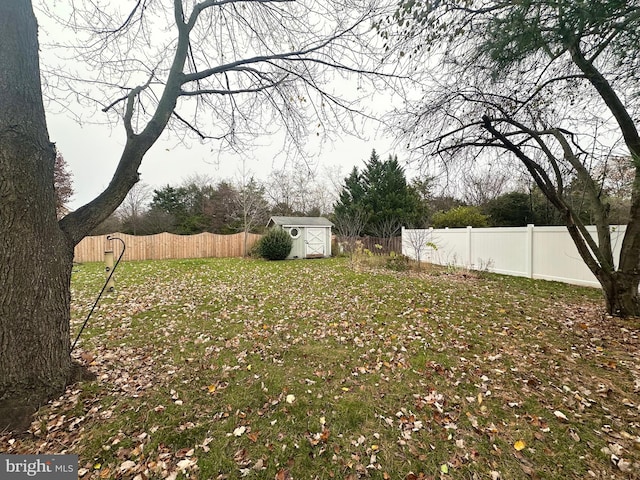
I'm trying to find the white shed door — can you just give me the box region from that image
[305,228,325,257]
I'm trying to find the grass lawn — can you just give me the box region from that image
[2,257,639,479]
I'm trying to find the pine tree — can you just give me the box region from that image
[334,166,366,218]
[363,153,423,236]
[333,150,426,239]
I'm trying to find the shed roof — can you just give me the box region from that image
[267,216,334,228]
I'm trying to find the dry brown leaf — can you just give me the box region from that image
[275,468,291,480]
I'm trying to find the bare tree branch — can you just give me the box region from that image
[53,0,397,243]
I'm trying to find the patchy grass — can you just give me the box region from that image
[2,257,639,479]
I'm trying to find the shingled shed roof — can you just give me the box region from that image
[267,216,334,228]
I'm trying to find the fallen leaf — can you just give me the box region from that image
[553,410,568,422]
[608,443,624,456]
[176,459,195,471]
[80,352,95,363]
[276,468,291,480]
[617,458,632,472]
[119,460,136,472]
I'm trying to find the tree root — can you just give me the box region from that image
[0,361,96,434]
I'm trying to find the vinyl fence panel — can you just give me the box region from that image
[470,227,530,277]
[402,225,628,288]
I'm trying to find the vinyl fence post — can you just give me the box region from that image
[525,224,534,278]
[428,227,434,263]
[467,226,473,269]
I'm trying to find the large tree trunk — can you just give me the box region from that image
[566,222,640,318]
[0,0,74,430]
[599,271,640,318]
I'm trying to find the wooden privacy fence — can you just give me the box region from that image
[74,232,262,262]
[334,236,402,255]
[359,236,402,254]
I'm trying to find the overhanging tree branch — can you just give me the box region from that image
[568,41,640,159]
[56,0,394,244]
[482,115,608,276]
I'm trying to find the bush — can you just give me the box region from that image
[385,251,410,271]
[247,241,263,258]
[256,228,293,260]
[431,206,489,228]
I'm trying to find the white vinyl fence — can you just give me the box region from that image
[402,225,628,288]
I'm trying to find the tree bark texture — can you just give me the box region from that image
[0,0,74,430]
[598,271,640,318]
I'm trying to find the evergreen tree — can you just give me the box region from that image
[334,166,366,219]
[484,192,533,227]
[333,150,426,238]
[53,149,73,218]
[149,184,211,234]
[363,153,424,235]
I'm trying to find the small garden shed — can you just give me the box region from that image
[266,216,334,259]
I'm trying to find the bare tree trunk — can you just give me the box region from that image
[0,232,74,430]
[0,0,74,430]
[598,271,640,317]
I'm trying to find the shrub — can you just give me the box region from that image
[331,238,346,257]
[247,241,263,258]
[431,206,489,228]
[256,228,293,260]
[385,251,410,271]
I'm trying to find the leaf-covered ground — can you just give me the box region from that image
[2,257,639,479]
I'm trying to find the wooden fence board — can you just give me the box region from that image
[74,232,262,263]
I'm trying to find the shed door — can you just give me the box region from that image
[305,228,325,257]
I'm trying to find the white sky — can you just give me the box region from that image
[47,107,399,210]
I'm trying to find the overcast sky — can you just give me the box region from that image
[47,107,399,210]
